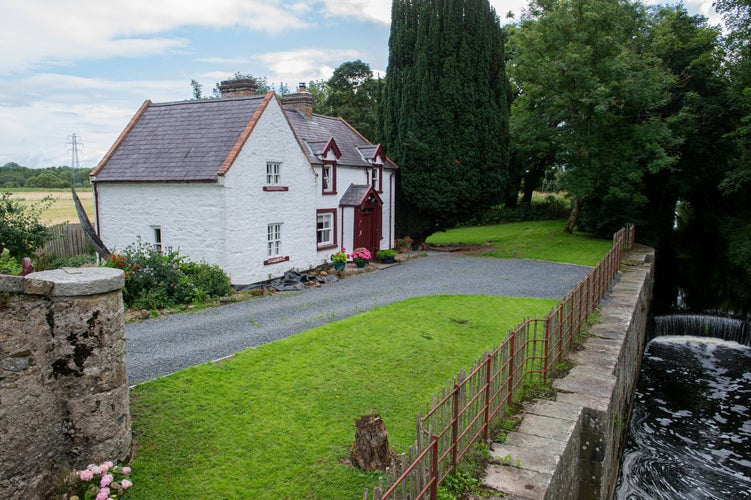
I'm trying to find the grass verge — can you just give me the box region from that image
[426,220,613,266]
[128,295,556,499]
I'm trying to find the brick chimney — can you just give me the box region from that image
[282,82,314,118]
[219,78,258,98]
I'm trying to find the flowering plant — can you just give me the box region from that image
[395,236,413,249]
[348,247,371,266]
[331,248,347,264]
[62,461,133,500]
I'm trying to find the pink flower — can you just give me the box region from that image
[78,469,94,481]
[100,473,114,487]
[121,466,131,474]
[96,487,110,500]
[121,479,133,489]
[101,461,113,472]
[88,464,102,475]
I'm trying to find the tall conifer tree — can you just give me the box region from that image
[380,0,511,237]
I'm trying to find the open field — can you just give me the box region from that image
[4,188,95,225]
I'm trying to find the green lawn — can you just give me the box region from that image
[128,296,556,499]
[126,220,613,498]
[425,220,613,266]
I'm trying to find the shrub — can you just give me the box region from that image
[0,248,21,275]
[0,191,53,258]
[101,240,231,310]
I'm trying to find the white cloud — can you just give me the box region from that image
[0,1,311,75]
[256,48,361,84]
[318,0,392,24]
[0,74,186,167]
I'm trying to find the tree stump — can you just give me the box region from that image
[351,413,390,470]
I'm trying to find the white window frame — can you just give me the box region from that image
[317,212,334,247]
[266,161,281,185]
[322,165,332,192]
[267,223,282,257]
[153,226,162,253]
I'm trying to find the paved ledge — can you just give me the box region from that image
[482,246,655,500]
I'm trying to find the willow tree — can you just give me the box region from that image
[379,0,511,237]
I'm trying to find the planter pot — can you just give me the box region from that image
[333,262,345,271]
[380,257,396,264]
[397,246,409,253]
[355,260,367,268]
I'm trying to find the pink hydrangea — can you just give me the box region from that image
[78,469,94,482]
[121,479,133,489]
[87,464,102,475]
[100,473,113,487]
[100,461,113,472]
[121,466,131,474]
[96,487,110,500]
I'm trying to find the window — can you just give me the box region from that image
[322,162,336,194]
[263,161,288,192]
[267,223,282,257]
[266,162,281,185]
[371,167,379,190]
[322,165,332,191]
[317,210,336,248]
[153,226,162,253]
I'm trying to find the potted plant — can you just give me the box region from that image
[376,248,397,263]
[348,247,371,268]
[395,236,413,253]
[331,248,347,271]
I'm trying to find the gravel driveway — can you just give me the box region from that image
[126,254,591,384]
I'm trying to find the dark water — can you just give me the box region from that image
[615,336,751,499]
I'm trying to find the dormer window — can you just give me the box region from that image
[371,164,383,193]
[322,162,337,195]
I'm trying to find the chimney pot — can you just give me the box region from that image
[283,85,314,119]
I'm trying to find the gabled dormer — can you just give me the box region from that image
[357,144,386,193]
[309,137,341,195]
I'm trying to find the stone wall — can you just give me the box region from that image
[483,245,655,499]
[0,267,131,499]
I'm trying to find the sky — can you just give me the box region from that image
[0,0,721,170]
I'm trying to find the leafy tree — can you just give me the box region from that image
[380,0,511,237]
[509,0,677,235]
[0,192,53,258]
[25,171,70,189]
[322,60,380,140]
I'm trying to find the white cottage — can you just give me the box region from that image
[91,80,398,284]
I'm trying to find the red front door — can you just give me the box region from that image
[354,195,382,256]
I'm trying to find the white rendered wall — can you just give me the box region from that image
[221,98,321,284]
[95,182,225,265]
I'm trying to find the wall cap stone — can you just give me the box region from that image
[24,267,124,296]
[0,274,25,292]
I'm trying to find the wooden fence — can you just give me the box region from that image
[39,223,92,257]
[366,224,635,500]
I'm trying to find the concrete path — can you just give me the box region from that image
[125,253,592,384]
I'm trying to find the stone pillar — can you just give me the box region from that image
[0,267,130,499]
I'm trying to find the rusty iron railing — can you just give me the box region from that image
[365,224,635,500]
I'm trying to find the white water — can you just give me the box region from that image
[615,336,751,499]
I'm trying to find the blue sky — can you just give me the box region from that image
[0,0,720,170]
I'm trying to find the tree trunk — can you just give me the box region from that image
[565,198,582,233]
[350,414,391,470]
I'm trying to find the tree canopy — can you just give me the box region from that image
[379,0,512,237]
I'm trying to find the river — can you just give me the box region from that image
[615,335,751,499]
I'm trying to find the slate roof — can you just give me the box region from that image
[339,184,381,207]
[284,110,398,170]
[92,95,270,182]
[92,92,397,183]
